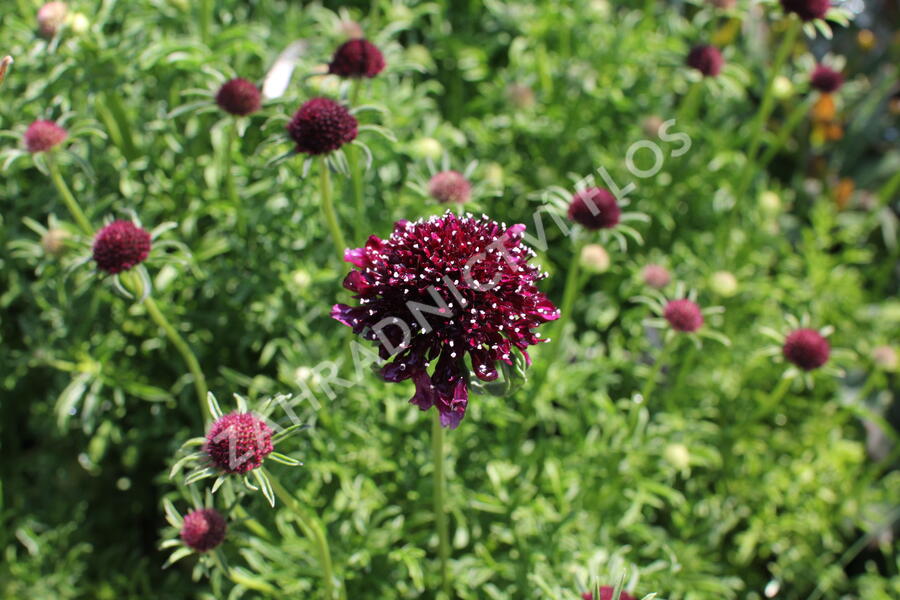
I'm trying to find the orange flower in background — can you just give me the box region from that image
[857,29,876,51]
[812,94,836,122]
[834,178,854,210]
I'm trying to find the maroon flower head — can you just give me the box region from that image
[428,170,472,204]
[24,120,67,153]
[686,45,724,77]
[664,299,704,332]
[92,221,151,274]
[287,97,358,155]
[205,412,274,474]
[783,328,830,370]
[582,587,636,600]
[810,64,843,94]
[328,39,386,78]
[332,212,560,428]
[568,188,621,230]
[643,264,671,289]
[780,0,830,21]
[215,78,261,116]
[180,508,227,552]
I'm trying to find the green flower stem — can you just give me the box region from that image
[348,80,365,242]
[199,0,213,45]
[432,410,451,599]
[641,334,675,404]
[677,80,704,124]
[757,373,794,418]
[757,97,812,169]
[144,296,210,422]
[878,168,900,206]
[320,157,347,260]
[544,240,584,365]
[268,473,342,600]
[122,271,210,422]
[732,18,801,205]
[46,153,93,237]
[224,120,246,239]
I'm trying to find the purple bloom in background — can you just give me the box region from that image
[686,45,724,77]
[328,39,386,78]
[810,64,843,93]
[286,97,358,155]
[205,412,274,474]
[180,508,227,552]
[664,299,704,332]
[568,187,621,230]
[332,211,559,428]
[215,78,262,116]
[780,0,830,21]
[783,328,830,370]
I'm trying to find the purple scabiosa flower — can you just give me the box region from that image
[205,412,274,474]
[328,39,386,78]
[215,78,262,116]
[783,328,830,370]
[642,264,671,289]
[686,45,724,77]
[180,508,227,552]
[92,221,152,274]
[332,211,560,428]
[582,588,636,600]
[286,97,358,155]
[810,64,843,94]
[24,120,67,153]
[428,170,472,204]
[37,2,67,39]
[664,299,704,332]
[780,0,830,21]
[568,188,621,230]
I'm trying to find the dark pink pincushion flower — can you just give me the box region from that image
[783,328,830,370]
[332,212,560,428]
[686,45,724,77]
[664,299,704,332]
[328,39,386,78]
[568,188,621,230]
[810,64,843,93]
[205,412,274,474]
[92,221,152,274]
[428,171,472,204]
[780,0,830,21]
[215,78,262,116]
[180,508,227,552]
[286,97,358,155]
[582,587,636,600]
[24,120,67,153]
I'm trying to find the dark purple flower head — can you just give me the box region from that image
[205,412,274,474]
[92,221,151,274]
[180,508,226,552]
[24,120,67,153]
[686,45,724,77]
[568,188,621,230]
[643,264,671,289]
[215,78,261,116]
[287,97,358,155]
[783,328,830,370]
[328,39,385,78]
[810,64,843,93]
[332,212,560,428]
[664,299,704,332]
[428,170,471,204]
[780,0,830,21]
[582,588,636,600]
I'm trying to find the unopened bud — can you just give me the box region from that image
[409,137,443,160]
[580,244,611,274]
[772,75,793,100]
[37,2,68,39]
[41,228,69,256]
[664,443,691,470]
[69,12,89,35]
[873,346,897,371]
[710,271,738,297]
[0,56,12,87]
[338,20,363,40]
[758,190,781,216]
